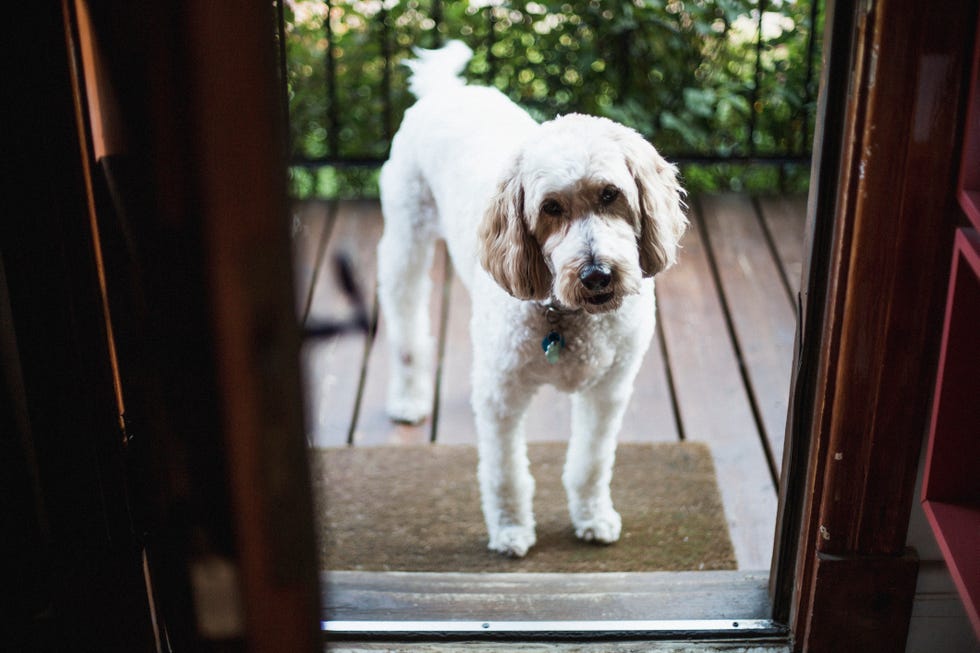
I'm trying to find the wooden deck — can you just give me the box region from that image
[295,194,805,571]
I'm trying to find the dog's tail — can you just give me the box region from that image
[404,40,473,99]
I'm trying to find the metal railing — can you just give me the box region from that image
[280,0,822,194]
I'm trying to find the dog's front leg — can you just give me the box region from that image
[471,374,537,557]
[563,379,634,544]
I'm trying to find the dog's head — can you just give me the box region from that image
[478,114,687,313]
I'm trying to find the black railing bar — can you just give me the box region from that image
[431,0,444,47]
[750,196,798,311]
[289,153,812,169]
[617,0,633,99]
[380,6,393,144]
[485,6,497,82]
[801,0,821,155]
[300,199,340,327]
[748,0,767,157]
[275,0,292,157]
[324,0,340,159]
[661,154,808,165]
[291,156,388,168]
[346,291,381,446]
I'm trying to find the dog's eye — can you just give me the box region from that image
[600,186,620,205]
[541,199,564,216]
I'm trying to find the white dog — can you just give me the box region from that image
[377,41,687,557]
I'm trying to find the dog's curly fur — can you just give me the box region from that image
[377,42,687,557]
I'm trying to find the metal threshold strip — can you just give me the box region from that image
[322,618,786,640]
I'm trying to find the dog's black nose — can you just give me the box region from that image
[579,263,612,291]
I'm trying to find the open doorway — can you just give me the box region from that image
[284,0,820,632]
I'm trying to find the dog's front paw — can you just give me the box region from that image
[574,508,622,545]
[488,525,536,558]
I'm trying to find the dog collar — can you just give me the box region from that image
[539,298,578,364]
[539,297,580,317]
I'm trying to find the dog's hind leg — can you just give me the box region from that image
[377,163,439,424]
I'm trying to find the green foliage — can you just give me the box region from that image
[284,0,822,198]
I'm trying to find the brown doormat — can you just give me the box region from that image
[311,442,735,573]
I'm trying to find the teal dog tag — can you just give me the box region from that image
[542,331,565,364]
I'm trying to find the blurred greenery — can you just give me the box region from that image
[284,0,822,197]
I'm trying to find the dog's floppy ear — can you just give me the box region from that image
[616,127,688,277]
[478,160,552,300]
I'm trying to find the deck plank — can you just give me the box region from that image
[757,195,808,298]
[349,215,446,446]
[302,200,427,446]
[523,387,573,442]
[302,336,364,448]
[306,200,380,325]
[430,262,472,443]
[290,199,333,320]
[655,206,778,571]
[619,312,680,442]
[699,194,796,477]
[301,196,794,571]
[296,200,363,447]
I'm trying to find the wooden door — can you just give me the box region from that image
[28,1,321,650]
[776,1,978,651]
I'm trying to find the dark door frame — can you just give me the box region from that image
[773,1,977,651]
